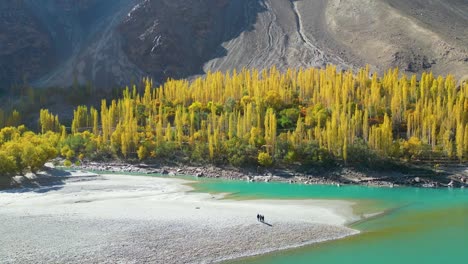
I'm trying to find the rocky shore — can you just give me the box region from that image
[74,161,468,189]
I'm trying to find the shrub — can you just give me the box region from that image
[64,160,72,167]
[137,145,149,160]
[225,137,257,166]
[278,108,300,129]
[258,152,273,167]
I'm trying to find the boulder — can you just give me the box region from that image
[448,180,454,187]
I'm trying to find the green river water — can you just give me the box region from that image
[190,179,468,264]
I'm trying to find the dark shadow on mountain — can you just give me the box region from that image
[1,0,269,89]
[118,0,268,84]
[204,0,268,66]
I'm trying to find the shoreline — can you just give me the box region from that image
[215,231,359,264]
[71,161,468,189]
[3,159,467,191]
[0,171,362,264]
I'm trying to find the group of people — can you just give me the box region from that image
[256,214,265,222]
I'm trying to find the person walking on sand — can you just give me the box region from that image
[257,214,260,221]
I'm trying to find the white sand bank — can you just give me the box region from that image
[0,171,360,264]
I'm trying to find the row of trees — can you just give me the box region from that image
[59,66,466,164]
[1,65,467,178]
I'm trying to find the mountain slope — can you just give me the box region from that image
[0,0,53,89]
[320,0,468,78]
[0,0,466,91]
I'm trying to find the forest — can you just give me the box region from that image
[0,65,467,178]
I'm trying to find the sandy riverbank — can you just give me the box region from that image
[0,171,359,264]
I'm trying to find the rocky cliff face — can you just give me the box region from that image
[0,0,467,91]
[24,0,141,89]
[119,0,232,81]
[0,0,53,90]
[322,0,468,79]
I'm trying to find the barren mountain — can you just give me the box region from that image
[0,0,53,89]
[0,0,466,91]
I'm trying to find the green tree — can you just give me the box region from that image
[258,152,273,167]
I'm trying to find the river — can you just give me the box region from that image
[190,179,468,264]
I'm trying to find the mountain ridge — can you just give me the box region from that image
[0,0,466,92]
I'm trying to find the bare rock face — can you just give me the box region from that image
[119,0,233,82]
[0,0,467,91]
[0,0,53,90]
[26,0,141,89]
[322,0,468,78]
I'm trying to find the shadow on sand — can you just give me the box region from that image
[1,168,98,194]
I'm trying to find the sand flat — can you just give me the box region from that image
[0,172,359,264]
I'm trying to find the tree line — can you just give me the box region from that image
[1,65,467,178]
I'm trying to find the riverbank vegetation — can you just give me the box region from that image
[1,65,467,179]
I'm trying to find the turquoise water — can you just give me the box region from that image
[190,179,468,264]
